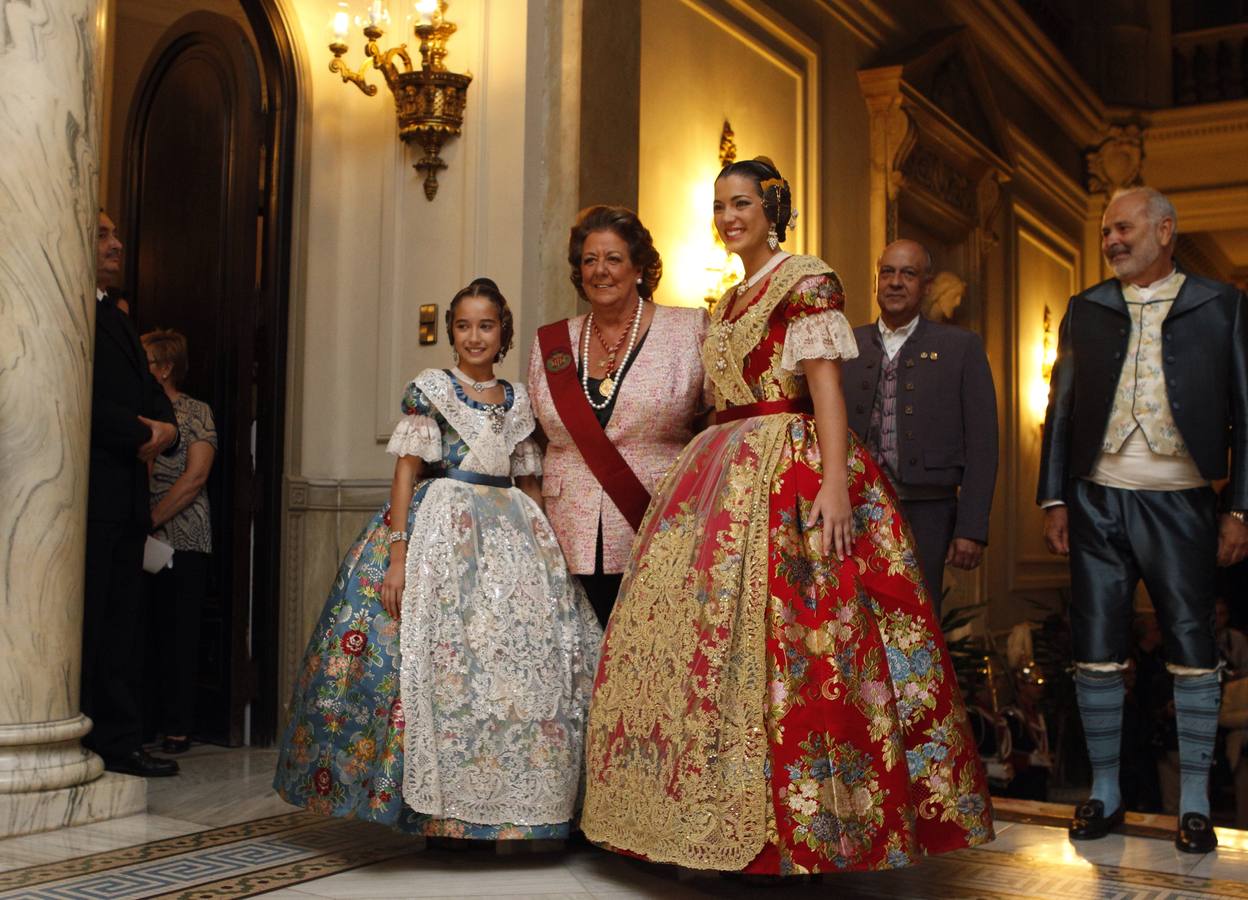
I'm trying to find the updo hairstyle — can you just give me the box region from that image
[567,205,663,301]
[716,156,794,244]
[444,277,515,361]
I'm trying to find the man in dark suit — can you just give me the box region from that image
[842,239,998,614]
[83,211,181,777]
[1038,186,1248,852]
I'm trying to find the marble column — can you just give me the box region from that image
[0,0,144,836]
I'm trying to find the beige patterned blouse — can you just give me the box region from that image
[151,394,216,553]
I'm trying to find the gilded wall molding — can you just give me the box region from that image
[810,0,901,49]
[940,0,1105,146]
[1145,98,1248,145]
[1006,124,1089,225]
[1166,186,1248,234]
[1007,204,1081,592]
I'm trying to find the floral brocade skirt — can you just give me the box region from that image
[273,481,590,840]
[580,411,994,874]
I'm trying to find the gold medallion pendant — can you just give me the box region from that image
[598,376,615,398]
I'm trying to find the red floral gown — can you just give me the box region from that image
[581,255,993,875]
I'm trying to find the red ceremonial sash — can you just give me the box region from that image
[537,321,652,532]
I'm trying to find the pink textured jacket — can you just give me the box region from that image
[528,304,709,574]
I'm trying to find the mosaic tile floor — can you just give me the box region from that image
[0,746,1246,898]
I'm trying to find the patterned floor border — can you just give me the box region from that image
[145,840,417,900]
[3,807,1247,900]
[0,811,417,899]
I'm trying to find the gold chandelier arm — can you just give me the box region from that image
[373,45,413,88]
[381,45,413,73]
[328,54,378,97]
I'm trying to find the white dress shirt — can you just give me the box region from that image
[877,314,920,361]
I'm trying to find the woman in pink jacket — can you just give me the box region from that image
[528,205,708,626]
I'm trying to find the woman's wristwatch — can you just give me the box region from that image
[388,530,410,544]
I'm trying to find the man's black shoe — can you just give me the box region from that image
[1068,799,1125,840]
[102,749,180,777]
[1175,812,1218,854]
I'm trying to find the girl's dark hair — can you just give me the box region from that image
[445,277,514,361]
[567,205,663,301]
[716,156,794,244]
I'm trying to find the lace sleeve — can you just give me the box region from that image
[780,309,859,373]
[510,436,543,477]
[386,414,443,461]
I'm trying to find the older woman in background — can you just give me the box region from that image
[142,329,216,754]
[528,205,708,627]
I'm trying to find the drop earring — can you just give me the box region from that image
[767,223,780,251]
[451,349,460,365]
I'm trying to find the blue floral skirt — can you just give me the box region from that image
[273,484,570,839]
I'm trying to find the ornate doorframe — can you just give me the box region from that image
[858,29,1014,335]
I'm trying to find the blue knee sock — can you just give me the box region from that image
[1173,671,1221,818]
[1075,669,1124,813]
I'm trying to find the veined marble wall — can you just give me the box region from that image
[0,0,145,837]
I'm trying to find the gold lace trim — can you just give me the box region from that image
[702,255,833,409]
[581,416,791,869]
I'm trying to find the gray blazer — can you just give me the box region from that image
[841,315,999,544]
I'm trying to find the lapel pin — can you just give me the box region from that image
[920,351,929,359]
[931,351,939,360]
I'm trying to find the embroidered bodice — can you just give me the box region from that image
[386,369,541,477]
[703,255,858,409]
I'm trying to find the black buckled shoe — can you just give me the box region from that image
[1175,812,1218,854]
[102,749,180,778]
[1068,799,1125,841]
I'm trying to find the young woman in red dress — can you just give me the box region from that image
[581,158,994,875]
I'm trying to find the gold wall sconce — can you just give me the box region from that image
[329,0,472,200]
[1041,304,1056,381]
[418,303,438,344]
[1029,304,1058,426]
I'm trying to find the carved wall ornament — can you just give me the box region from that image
[975,172,1003,254]
[901,145,976,220]
[718,120,737,168]
[1085,123,1145,195]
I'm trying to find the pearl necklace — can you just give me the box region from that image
[450,367,498,392]
[735,251,790,298]
[581,298,643,410]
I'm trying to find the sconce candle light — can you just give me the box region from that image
[328,0,472,200]
[1030,304,1059,426]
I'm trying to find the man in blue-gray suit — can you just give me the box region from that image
[841,239,998,615]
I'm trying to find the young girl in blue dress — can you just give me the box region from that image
[274,278,602,840]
